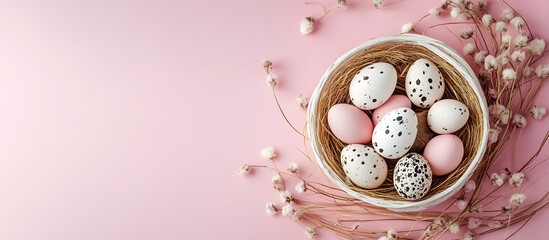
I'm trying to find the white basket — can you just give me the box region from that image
[307,34,490,212]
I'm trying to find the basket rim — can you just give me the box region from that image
[307,34,490,212]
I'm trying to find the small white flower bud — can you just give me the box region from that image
[401,22,413,33]
[463,43,476,55]
[482,14,493,26]
[300,17,315,35]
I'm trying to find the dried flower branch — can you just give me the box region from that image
[300,0,393,35]
[241,1,549,239]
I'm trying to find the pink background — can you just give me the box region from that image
[0,0,547,239]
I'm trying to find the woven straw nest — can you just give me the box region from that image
[307,34,489,212]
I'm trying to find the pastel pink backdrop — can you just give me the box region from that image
[0,0,547,239]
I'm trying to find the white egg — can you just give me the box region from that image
[349,62,398,110]
[405,58,445,108]
[341,144,388,189]
[427,99,470,134]
[372,107,418,159]
[393,153,433,200]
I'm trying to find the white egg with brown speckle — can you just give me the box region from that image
[349,62,398,110]
[427,99,470,134]
[405,58,445,108]
[341,144,387,189]
[372,107,418,160]
[393,153,433,200]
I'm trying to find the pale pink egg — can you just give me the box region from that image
[372,95,412,126]
[328,103,373,144]
[423,134,464,176]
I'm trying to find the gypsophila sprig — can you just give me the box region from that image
[500,168,511,181]
[528,38,546,55]
[511,51,526,63]
[300,0,363,35]
[433,217,446,229]
[338,0,348,9]
[490,172,504,186]
[296,94,309,109]
[495,21,507,32]
[271,174,282,184]
[266,73,278,88]
[470,205,483,213]
[501,33,512,49]
[502,68,517,83]
[295,181,307,193]
[489,103,506,118]
[464,180,476,193]
[501,9,514,22]
[510,193,526,206]
[478,0,487,10]
[502,204,513,216]
[449,222,460,234]
[456,198,468,210]
[484,55,497,71]
[468,217,481,230]
[464,0,474,9]
[261,147,276,160]
[266,202,278,216]
[487,88,497,99]
[482,14,493,26]
[464,231,474,240]
[262,58,272,72]
[491,105,511,125]
[512,114,527,128]
[496,51,509,67]
[263,59,280,89]
[474,51,487,64]
[489,221,503,228]
[463,43,476,55]
[401,22,413,33]
[430,7,442,16]
[280,190,294,203]
[515,34,528,48]
[238,164,250,176]
[387,228,397,239]
[509,172,525,187]
[450,7,462,19]
[288,162,298,173]
[531,106,547,119]
[519,64,534,76]
[510,16,525,29]
[460,28,474,39]
[305,227,316,238]
[373,0,385,9]
[536,64,549,78]
[281,204,295,217]
[300,17,315,35]
[488,127,501,145]
[293,211,303,221]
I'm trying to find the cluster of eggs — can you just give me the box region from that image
[328,59,470,200]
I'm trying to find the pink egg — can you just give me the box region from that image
[328,103,373,144]
[372,95,412,126]
[423,134,464,176]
